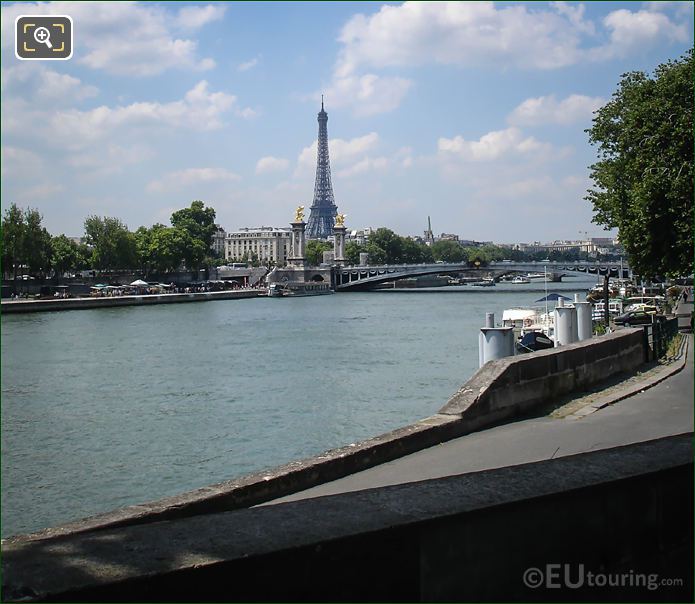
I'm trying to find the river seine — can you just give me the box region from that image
[2,275,598,536]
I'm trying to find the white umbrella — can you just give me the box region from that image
[130,279,149,287]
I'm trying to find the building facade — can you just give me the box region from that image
[224,227,292,266]
[211,225,226,257]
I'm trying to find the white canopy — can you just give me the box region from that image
[130,279,149,287]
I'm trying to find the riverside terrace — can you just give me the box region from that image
[2,328,692,601]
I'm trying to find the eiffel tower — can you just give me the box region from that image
[306,97,338,239]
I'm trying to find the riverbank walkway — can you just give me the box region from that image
[0,289,262,313]
[269,334,692,504]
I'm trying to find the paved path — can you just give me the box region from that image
[270,335,692,504]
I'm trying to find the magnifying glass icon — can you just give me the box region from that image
[33,27,53,49]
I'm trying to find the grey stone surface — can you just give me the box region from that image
[2,435,691,602]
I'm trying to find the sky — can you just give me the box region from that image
[1,1,693,243]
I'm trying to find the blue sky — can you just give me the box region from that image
[1,1,692,243]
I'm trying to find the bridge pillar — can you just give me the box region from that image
[289,221,306,268]
[333,225,346,266]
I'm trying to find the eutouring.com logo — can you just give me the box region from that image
[523,564,683,591]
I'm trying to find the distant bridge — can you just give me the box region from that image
[334,261,630,291]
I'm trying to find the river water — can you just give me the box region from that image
[1,275,599,536]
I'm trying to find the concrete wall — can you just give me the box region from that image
[439,328,646,428]
[2,435,691,602]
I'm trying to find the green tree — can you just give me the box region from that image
[402,238,433,263]
[585,49,693,278]
[431,240,465,263]
[1,204,52,280]
[478,244,505,262]
[51,234,80,281]
[149,226,191,273]
[170,201,217,250]
[84,215,138,271]
[305,240,333,265]
[344,241,365,265]
[2,203,25,282]
[368,228,404,264]
[24,208,52,276]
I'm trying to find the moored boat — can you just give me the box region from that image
[268,282,333,297]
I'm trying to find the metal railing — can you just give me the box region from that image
[642,317,679,362]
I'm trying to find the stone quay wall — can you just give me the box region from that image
[0,290,260,314]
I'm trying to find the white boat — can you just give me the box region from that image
[268,282,333,297]
[511,276,531,284]
[502,307,555,338]
[591,298,624,321]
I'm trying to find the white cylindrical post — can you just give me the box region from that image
[575,301,592,341]
[479,311,515,366]
[478,331,485,367]
[554,306,577,346]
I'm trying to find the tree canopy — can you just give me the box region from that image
[305,240,333,265]
[170,201,216,271]
[585,49,693,278]
[2,203,52,280]
[84,215,138,271]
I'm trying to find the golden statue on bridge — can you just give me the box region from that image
[335,213,347,227]
[294,205,305,222]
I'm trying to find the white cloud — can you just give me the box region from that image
[175,4,227,30]
[297,132,379,174]
[590,9,688,60]
[438,127,554,162]
[335,2,586,76]
[642,1,694,16]
[237,56,261,72]
[48,81,237,148]
[320,74,412,117]
[147,168,241,193]
[67,144,154,176]
[550,2,596,35]
[17,183,65,200]
[1,146,42,178]
[236,107,259,119]
[1,65,98,105]
[336,156,389,178]
[1,2,222,76]
[256,156,290,175]
[508,94,605,126]
[316,1,690,116]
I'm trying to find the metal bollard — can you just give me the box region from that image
[479,312,515,366]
